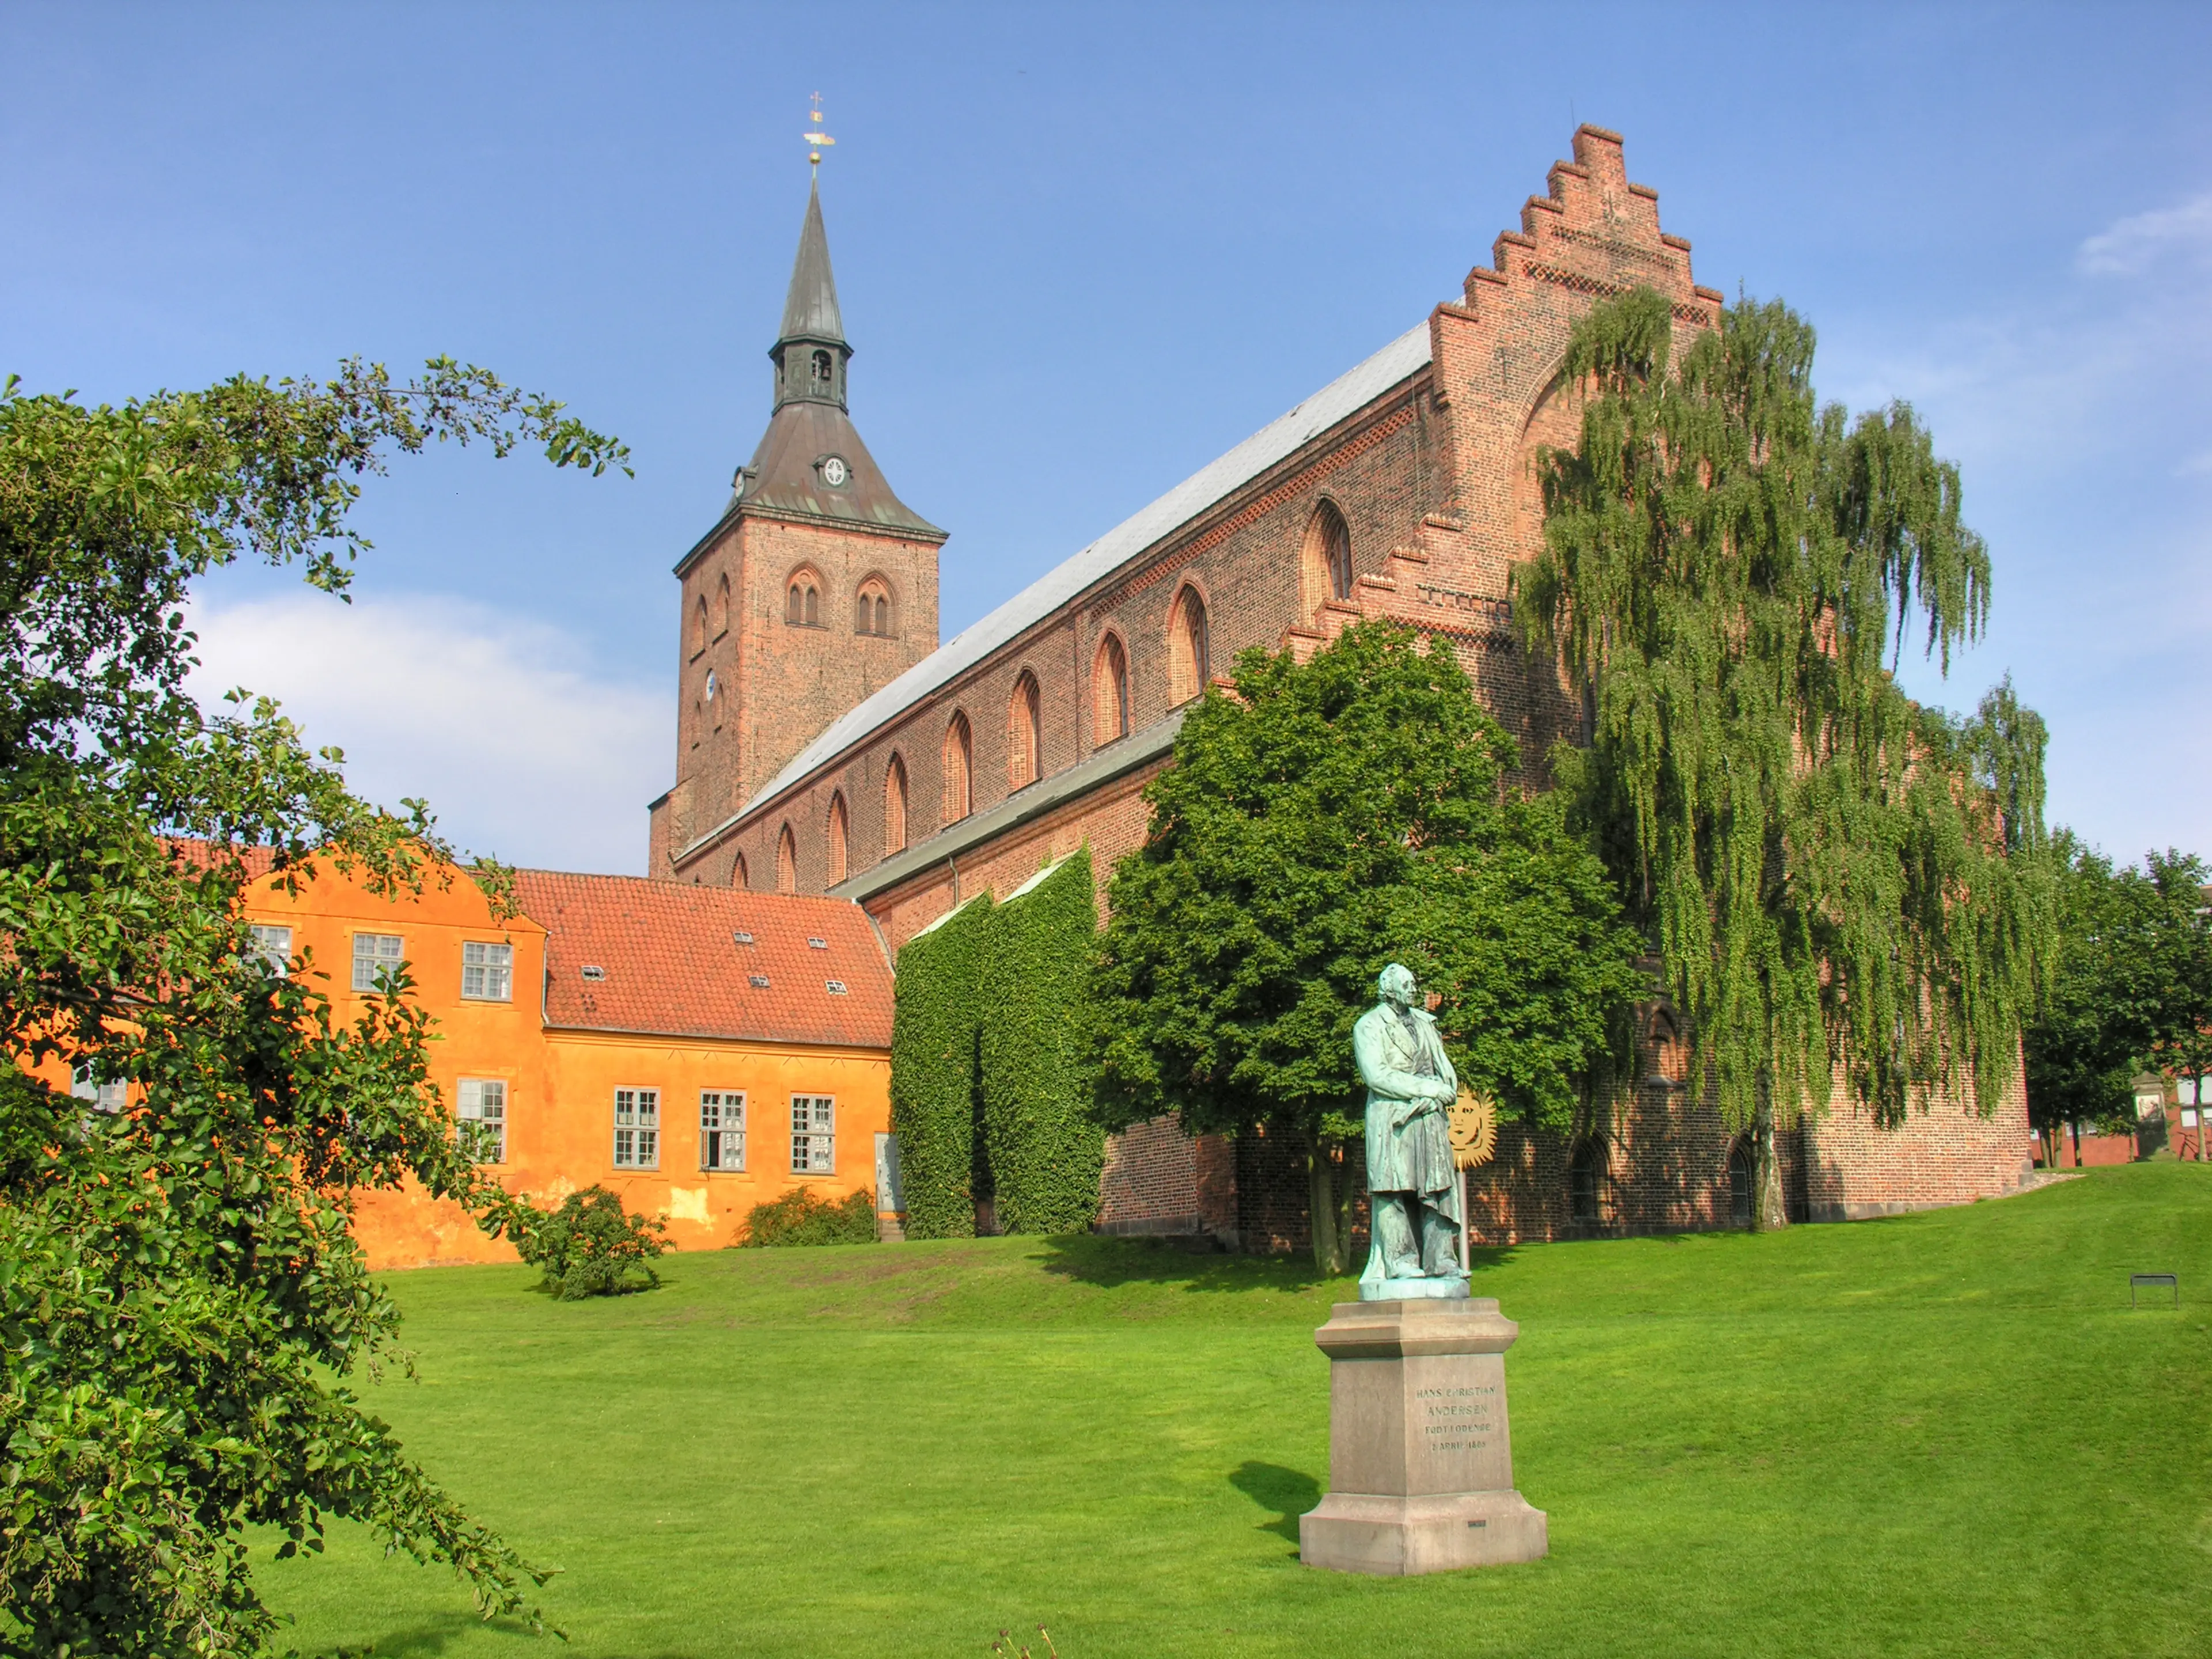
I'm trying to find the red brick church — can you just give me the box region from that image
[646,126,2037,1248]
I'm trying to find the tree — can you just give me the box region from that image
[2022,838,2212,1162]
[1520,288,2054,1228]
[0,362,626,1653]
[1085,622,1645,1273]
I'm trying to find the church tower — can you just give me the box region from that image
[649,175,946,878]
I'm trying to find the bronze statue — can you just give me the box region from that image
[1352,963,1469,1299]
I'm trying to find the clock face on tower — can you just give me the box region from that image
[820,455,850,488]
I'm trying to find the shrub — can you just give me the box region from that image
[513,1185,669,1299]
[738,1186,879,1247]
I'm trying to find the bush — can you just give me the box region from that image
[513,1185,669,1299]
[738,1186,878,1247]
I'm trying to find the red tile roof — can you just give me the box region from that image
[512,870,892,1050]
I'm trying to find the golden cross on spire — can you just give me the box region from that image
[805,92,835,171]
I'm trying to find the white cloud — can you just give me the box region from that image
[185,592,665,874]
[2077,191,2212,276]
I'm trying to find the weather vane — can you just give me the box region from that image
[805,92,835,172]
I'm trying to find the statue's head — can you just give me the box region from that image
[1378,963,1417,1009]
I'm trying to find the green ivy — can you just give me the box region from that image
[979,851,1106,1235]
[890,892,993,1238]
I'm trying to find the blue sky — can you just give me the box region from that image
[3,2,2207,873]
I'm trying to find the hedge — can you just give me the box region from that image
[978,851,1106,1235]
[737,1186,878,1247]
[889,892,993,1238]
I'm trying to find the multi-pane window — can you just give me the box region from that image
[351,932,403,993]
[791,1094,835,1174]
[249,923,293,977]
[700,1090,746,1171]
[461,941,513,1002]
[457,1078,506,1164]
[613,1088,660,1168]
[70,1063,126,1113]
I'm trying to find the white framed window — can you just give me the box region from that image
[613,1088,660,1168]
[700,1090,746,1171]
[461,940,513,1002]
[791,1094,835,1174]
[351,932,403,993]
[70,1063,126,1113]
[248,923,293,977]
[457,1078,507,1163]
[2184,1109,2200,1131]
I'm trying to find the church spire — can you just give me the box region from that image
[770,176,850,410]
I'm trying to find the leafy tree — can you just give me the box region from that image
[1520,288,2054,1228]
[2022,838,2212,1162]
[0,362,624,1653]
[1085,622,1646,1273]
[513,1184,671,1295]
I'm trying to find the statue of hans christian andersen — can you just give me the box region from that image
[1352,964,1469,1300]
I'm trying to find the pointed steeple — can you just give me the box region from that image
[770,178,851,411]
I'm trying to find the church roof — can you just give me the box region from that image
[715,319,1433,838]
[777,177,844,344]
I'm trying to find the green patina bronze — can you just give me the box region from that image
[1353,964,1471,1301]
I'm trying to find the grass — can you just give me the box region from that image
[260,1163,2212,1658]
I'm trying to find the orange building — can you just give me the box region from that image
[236,861,893,1269]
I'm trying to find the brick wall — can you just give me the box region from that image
[1096,1115,1202,1235]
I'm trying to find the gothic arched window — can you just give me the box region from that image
[942,713,972,824]
[786,569,821,627]
[692,594,708,657]
[884,754,908,854]
[732,851,748,889]
[1093,632,1130,745]
[1569,1138,1608,1226]
[776,824,798,895]
[1302,499,1354,613]
[810,349,833,387]
[827,792,849,886]
[855,576,894,637]
[713,572,731,636]
[1168,585,1210,706]
[1007,671,1041,789]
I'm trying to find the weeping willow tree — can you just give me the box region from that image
[1520,288,2054,1228]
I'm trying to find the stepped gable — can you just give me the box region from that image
[514,869,892,1048]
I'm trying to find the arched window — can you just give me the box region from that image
[1007,671,1041,789]
[1168,585,1210,706]
[1093,633,1130,745]
[884,754,908,854]
[1648,1012,1687,1086]
[827,792,849,885]
[692,594,708,657]
[1728,1137,1756,1229]
[1302,499,1354,613]
[786,570,821,628]
[810,348,833,387]
[1569,1138,1608,1226]
[855,576,894,637]
[942,713,972,824]
[713,572,731,636]
[732,851,748,889]
[776,824,798,895]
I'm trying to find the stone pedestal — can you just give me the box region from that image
[1299,1297,1547,1575]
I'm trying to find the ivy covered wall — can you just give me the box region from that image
[891,853,1104,1236]
[888,892,992,1239]
[979,851,1105,1234]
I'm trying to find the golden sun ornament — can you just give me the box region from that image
[1449,1088,1498,1169]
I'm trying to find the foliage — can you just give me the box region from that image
[2022,837,2212,1147]
[978,852,1107,1236]
[1084,622,1646,1270]
[510,1184,670,1296]
[1520,286,2054,1224]
[890,894,993,1238]
[0,362,623,1654]
[737,1185,879,1247]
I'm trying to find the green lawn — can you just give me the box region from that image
[262,1164,2212,1658]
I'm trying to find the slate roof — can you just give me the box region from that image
[778,178,844,344]
[513,869,893,1050]
[729,398,943,540]
[720,320,1434,838]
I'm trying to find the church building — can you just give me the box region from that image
[646,127,2039,1249]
